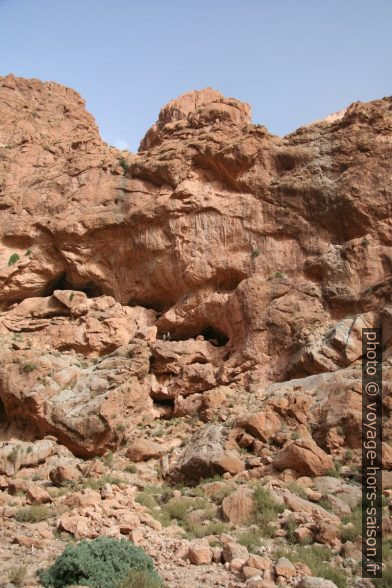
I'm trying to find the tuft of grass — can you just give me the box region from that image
[237,527,263,553]
[118,569,165,588]
[81,475,123,491]
[21,361,38,373]
[185,519,227,539]
[119,158,130,172]
[8,565,27,586]
[340,505,361,542]
[250,247,261,259]
[14,505,52,523]
[284,515,298,544]
[124,464,137,474]
[286,481,308,500]
[209,486,234,505]
[8,253,20,266]
[251,484,284,537]
[102,450,114,467]
[343,448,353,463]
[326,460,342,478]
[274,544,347,588]
[163,497,190,521]
[8,446,19,464]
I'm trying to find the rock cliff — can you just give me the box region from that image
[0,75,391,587]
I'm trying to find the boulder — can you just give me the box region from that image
[126,439,166,462]
[222,487,255,524]
[188,541,213,565]
[273,439,333,477]
[168,425,244,483]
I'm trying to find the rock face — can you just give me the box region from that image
[0,74,391,464]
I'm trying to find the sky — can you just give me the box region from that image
[0,0,391,151]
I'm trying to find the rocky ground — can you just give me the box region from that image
[0,75,391,587]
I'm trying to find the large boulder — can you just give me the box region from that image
[273,439,333,477]
[168,424,245,483]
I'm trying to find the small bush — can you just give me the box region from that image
[250,247,261,259]
[8,253,20,266]
[39,537,161,588]
[14,505,52,523]
[8,565,27,586]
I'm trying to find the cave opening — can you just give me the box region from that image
[156,324,229,346]
[41,272,104,298]
[200,326,229,347]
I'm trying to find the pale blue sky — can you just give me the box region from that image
[0,0,391,151]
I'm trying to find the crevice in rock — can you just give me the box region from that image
[0,397,6,424]
[41,272,104,298]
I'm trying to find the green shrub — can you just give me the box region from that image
[14,505,52,523]
[39,537,161,588]
[8,253,20,266]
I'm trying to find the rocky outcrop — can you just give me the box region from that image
[1,75,391,588]
[1,75,392,392]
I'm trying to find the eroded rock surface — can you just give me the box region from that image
[0,75,391,587]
